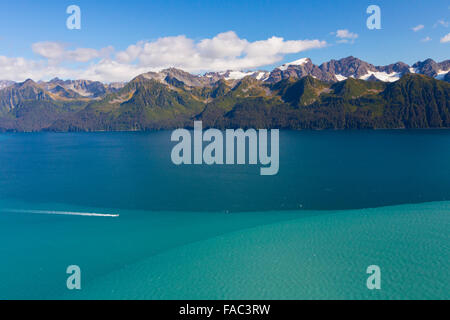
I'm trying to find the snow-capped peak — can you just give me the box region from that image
[278,58,310,71]
[359,71,402,82]
[224,71,256,80]
[211,70,270,81]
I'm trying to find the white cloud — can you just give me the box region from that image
[434,20,449,28]
[197,31,248,59]
[412,24,424,32]
[335,29,359,40]
[421,36,432,42]
[32,42,113,63]
[441,33,450,43]
[32,42,66,61]
[116,31,326,72]
[0,32,327,82]
[334,29,358,44]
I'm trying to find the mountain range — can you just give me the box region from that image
[0,56,449,132]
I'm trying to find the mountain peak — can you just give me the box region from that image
[0,80,15,90]
[277,58,311,71]
[19,79,39,88]
[49,77,63,83]
[412,58,436,68]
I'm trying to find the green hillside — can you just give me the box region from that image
[0,73,449,132]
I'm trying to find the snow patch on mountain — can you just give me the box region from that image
[0,80,15,90]
[335,74,347,81]
[278,58,310,71]
[224,71,256,80]
[435,69,449,80]
[64,85,92,97]
[359,71,401,82]
[256,72,270,81]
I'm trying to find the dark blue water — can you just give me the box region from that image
[1,130,449,300]
[1,130,450,212]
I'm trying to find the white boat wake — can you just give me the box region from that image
[7,209,119,218]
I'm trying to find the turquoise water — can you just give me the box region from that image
[0,131,449,299]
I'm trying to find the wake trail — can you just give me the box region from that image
[6,209,119,218]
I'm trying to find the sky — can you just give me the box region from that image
[0,0,448,82]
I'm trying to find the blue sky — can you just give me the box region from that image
[0,0,448,82]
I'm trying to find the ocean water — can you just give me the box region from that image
[0,130,449,299]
